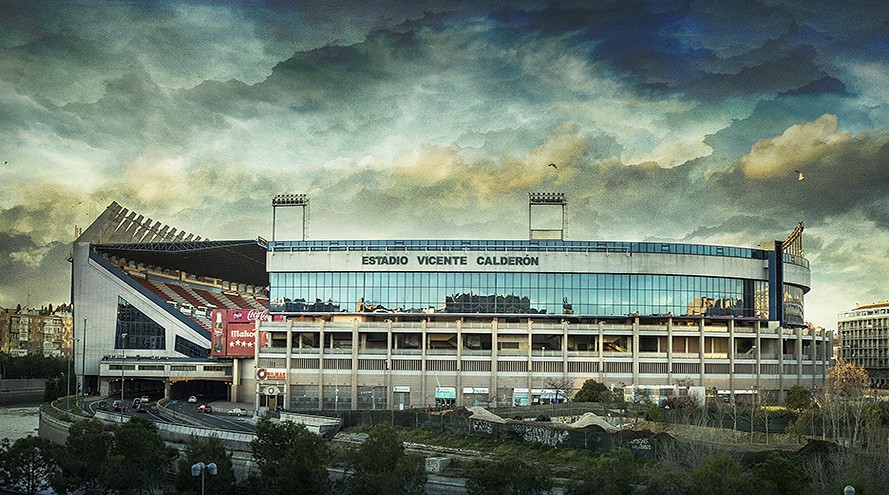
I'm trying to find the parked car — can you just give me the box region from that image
[187,395,197,403]
[227,407,248,417]
[196,404,213,413]
[97,401,108,410]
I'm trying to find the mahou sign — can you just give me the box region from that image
[211,308,280,357]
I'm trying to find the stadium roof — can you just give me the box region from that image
[93,240,268,287]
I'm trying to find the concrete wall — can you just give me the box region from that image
[0,379,45,405]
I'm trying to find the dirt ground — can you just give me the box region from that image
[628,420,803,452]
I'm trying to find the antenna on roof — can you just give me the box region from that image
[272,194,309,242]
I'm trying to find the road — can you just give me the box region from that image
[85,395,257,434]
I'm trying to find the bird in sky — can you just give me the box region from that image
[795,170,806,181]
[548,163,557,169]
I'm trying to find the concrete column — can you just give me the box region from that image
[796,327,803,387]
[421,320,428,407]
[778,326,784,395]
[597,322,604,381]
[728,319,734,396]
[755,323,762,394]
[386,320,393,410]
[491,319,499,406]
[284,320,293,409]
[318,321,325,410]
[699,319,706,386]
[632,317,640,387]
[527,319,534,395]
[351,320,359,410]
[253,319,261,412]
[456,319,463,407]
[562,319,569,376]
[667,317,673,385]
[231,360,239,403]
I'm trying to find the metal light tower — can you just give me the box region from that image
[271,194,309,242]
[529,192,566,240]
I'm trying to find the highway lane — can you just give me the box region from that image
[164,399,257,433]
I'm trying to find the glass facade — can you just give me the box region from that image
[270,239,762,260]
[115,296,165,350]
[270,272,769,318]
[784,285,805,325]
[175,335,210,358]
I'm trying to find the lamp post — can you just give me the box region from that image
[120,332,128,421]
[191,461,217,495]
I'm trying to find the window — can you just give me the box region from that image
[175,335,209,358]
[116,297,165,350]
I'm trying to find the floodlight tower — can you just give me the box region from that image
[529,192,566,240]
[272,194,309,241]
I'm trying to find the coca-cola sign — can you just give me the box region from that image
[227,308,280,324]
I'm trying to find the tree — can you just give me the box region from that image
[0,435,60,495]
[341,425,427,495]
[101,417,177,494]
[567,448,641,495]
[466,456,552,495]
[689,453,741,495]
[823,358,870,446]
[747,451,809,495]
[52,418,113,494]
[251,417,331,495]
[175,435,236,495]
[573,379,615,403]
[784,385,812,413]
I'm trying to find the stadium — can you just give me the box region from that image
[71,197,831,411]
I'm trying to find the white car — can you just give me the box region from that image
[140,395,150,403]
[187,395,197,403]
[227,407,248,417]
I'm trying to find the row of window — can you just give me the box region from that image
[269,272,770,317]
[269,240,760,259]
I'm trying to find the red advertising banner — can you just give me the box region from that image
[211,308,281,357]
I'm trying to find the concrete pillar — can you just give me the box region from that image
[699,319,706,386]
[351,320,359,410]
[456,319,463,407]
[387,320,393,410]
[667,318,673,386]
[632,317,639,387]
[728,319,734,396]
[421,320,428,407]
[491,318,499,405]
[284,320,293,409]
[318,321,325,410]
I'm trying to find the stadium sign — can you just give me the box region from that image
[361,255,539,266]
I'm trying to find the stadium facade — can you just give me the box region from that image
[838,302,889,387]
[72,201,831,410]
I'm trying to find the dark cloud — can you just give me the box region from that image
[1,1,888,327]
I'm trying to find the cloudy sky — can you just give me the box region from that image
[1,0,887,328]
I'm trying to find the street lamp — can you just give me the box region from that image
[191,461,217,495]
[120,332,128,421]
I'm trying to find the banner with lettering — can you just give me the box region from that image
[211,308,280,357]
